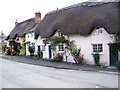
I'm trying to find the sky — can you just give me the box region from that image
[1,0,96,36]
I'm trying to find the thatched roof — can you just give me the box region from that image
[35,2,119,39]
[6,18,36,40]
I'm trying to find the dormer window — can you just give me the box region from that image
[97,28,103,34]
[58,30,63,37]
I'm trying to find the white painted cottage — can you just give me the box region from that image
[25,12,41,56]
[35,2,120,66]
[6,12,41,56]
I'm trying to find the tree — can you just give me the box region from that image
[19,38,26,56]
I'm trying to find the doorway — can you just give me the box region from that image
[109,44,118,66]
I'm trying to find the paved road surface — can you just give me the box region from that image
[0,58,119,88]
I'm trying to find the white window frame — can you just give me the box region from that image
[97,28,103,34]
[92,44,103,54]
[58,44,64,51]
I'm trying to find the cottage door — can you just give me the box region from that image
[37,46,41,57]
[109,44,118,66]
[48,45,52,59]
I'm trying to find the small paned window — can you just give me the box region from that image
[93,44,103,53]
[97,28,103,34]
[58,31,63,37]
[58,45,64,51]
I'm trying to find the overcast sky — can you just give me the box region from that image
[0,0,92,36]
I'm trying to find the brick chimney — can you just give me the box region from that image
[35,12,41,24]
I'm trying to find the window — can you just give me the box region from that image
[58,45,64,51]
[97,28,103,34]
[58,31,63,37]
[93,44,103,53]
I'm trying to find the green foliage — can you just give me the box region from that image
[2,45,7,53]
[9,40,21,56]
[0,49,2,55]
[114,34,120,42]
[4,47,10,55]
[37,51,43,58]
[113,34,120,51]
[28,46,35,56]
[116,61,120,70]
[116,61,120,66]
[92,53,100,66]
[51,36,69,46]
[19,38,26,56]
[50,36,84,64]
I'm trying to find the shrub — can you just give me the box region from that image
[74,54,85,64]
[19,38,26,56]
[92,53,100,66]
[28,46,35,56]
[116,61,120,70]
[51,53,63,62]
[2,45,7,53]
[4,47,10,55]
[37,51,43,58]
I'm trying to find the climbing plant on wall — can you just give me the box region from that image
[50,36,84,64]
[19,38,26,56]
[114,34,120,51]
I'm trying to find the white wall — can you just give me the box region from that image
[35,28,114,65]
[35,36,52,59]
[68,28,113,65]
[25,32,35,56]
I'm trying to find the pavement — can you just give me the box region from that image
[0,55,119,75]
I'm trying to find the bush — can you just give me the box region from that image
[116,61,120,70]
[37,51,43,58]
[51,53,63,62]
[4,47,10,55]
[73,54,84,64]
[2,45,7,53]
[19,38,26,56]
[28,46,35,56]
[92,53,100,66]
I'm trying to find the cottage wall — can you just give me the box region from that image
[68,28,113,65]
[35,36,51,59]
[25,32,35,56]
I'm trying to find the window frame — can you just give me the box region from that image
[92,44,103,54]
[58,44,64,51]
[97,28,103,34]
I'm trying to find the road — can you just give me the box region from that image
[0,57,119,88]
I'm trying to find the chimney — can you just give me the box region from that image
[15,19,18,25]
[35,12,41,24]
